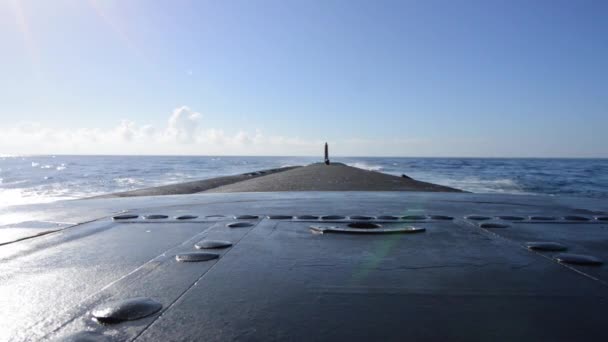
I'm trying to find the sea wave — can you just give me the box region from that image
[443,178,528,194]
[346,162,383,172]
[113,177,143,186]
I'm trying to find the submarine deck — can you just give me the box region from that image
[1,191,607,341]
[97,163,462,198]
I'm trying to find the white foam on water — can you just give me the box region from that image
[422,176,535,195]
[113,177,143,186]
[347,162,383,172]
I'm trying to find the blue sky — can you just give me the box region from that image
[0,0,606,157]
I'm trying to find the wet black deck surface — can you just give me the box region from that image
[0,192,607,341]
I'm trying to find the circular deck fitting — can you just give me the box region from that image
[268,215,293,220]
[91,297,162,324]
[144,214,169,220]
[563,215,591,221]
[175,252,219,262]
[402,215,427,220]
[347,222,382,229]
[195,239,233,249]
[311,225,425,234]
[530,216,557,221]
[235,215,259,220]
[429,215,453,220]
[554,253,603,266]
[176,215,198,220]
[349,215,374,221]
[403,227,426,233]
[526,242,567,252]
[479,223,510,229]
[321,215,346,220]
[59,331,110,342]
[112,214,138,220]
[227,222,254,228]
[376,215,399,220]
[497,216,525,221]
[596,216,608,221]
[297,215,319,220]
[465,215,491,221]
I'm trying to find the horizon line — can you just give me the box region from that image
[3,153,607,160]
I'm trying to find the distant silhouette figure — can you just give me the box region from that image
[324,143,330,165]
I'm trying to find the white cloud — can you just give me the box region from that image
[115,120,136,142]
[140,124,156,138]
[0,105,491,156]
[166,106,201,144]
[0,106,324,155]
[204,128,227,145]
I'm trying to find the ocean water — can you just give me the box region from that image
[1,155,607,208]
